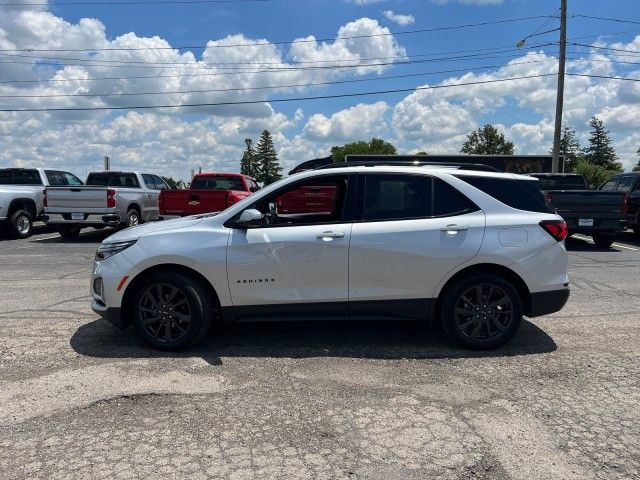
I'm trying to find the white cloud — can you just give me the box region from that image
[382,10,415,26]
[432,0,503,5]
[302,101,389,142]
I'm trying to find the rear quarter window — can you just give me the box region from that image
[457,175,552,214]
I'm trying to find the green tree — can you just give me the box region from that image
[460,124,514,155]
[255,130,282,185]
[161,176,178,189]
[573,158,622,188]
[554,125,581,173]
[330,138,397,163]
[240,138,259,178]
[415,151,428,155]
[583,116,620,170]
[633,147,640,172]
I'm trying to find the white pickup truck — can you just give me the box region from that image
[0,168,84,239]
[44,171,168,240]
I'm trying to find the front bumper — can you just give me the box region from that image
[45,213,121,226]
[92,300,125,329]
[528,288,570,317]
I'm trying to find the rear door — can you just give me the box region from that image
[141,174,159,220]
[348,173,485,319]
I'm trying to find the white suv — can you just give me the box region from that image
[90,165,570,350]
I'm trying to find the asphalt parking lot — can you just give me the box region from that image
[0,226,638,480]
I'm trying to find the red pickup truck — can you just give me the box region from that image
[159,173,259,216]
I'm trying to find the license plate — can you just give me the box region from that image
[578,218,593,227]
[71,212,84,220]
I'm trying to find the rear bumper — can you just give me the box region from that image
[92,300,125,329]
[527,288,570,317]
[563,217,623,234]
[45,213,121,226]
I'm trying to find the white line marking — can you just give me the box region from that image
[34,235,60,241]
[572,234,639,251]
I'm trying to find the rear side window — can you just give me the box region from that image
[87,172,140,188]
[0,169,42,185]
[457,175,552,213]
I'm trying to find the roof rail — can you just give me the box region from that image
[317,161,501,172]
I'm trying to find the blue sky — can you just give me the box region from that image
[1,0,640,179]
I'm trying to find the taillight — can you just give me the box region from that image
[622,193,629,215]
[107,188,116,208]
[540,220,568,242]
[43,189,47,207]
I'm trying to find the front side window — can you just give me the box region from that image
[363,175,431,221]
[142,174,155,189]
[246,175,348,226]
[600,178,618,191]
[152,175,167,190]
[63,172,83,185]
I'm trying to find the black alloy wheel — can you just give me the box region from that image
[443,274,522,349]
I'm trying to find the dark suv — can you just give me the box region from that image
[600,173,640,234]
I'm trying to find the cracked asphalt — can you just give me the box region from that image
[0,225,638,479]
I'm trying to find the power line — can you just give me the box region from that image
[571,14,640,26]
[0,59,556,99]
[0,74,556,112]
[0,15,556,53]
[571,43,640,55]
[567,73,640,82]
[1,0,268,5]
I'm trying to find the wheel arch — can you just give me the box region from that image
[433,263,532,322]
[8,198,38,218]
[121,263,221,329]
[127,203,142,215]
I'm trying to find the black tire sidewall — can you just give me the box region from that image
[592,234,614,248]
[442,274,523,349]
[132,272,212,351]
[10,210,32,239]
[58,225,80,240]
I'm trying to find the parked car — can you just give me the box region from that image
[529,173,625,248]
[0,167,83,239]
[44,171,168,240]
[159,173,258,217]
[600,172,640,235]
[91,165,569,351]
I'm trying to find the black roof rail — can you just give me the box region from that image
[317,161,501,172]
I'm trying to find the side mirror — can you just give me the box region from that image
[235,208,263,228]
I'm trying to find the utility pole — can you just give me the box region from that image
[103,155,110,171]
[551,0,567,173]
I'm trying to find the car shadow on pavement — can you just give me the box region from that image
[70,317,557,366]
[31,228,116,243]
[565,237,617,252]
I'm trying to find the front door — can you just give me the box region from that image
[348,173,485,319]
[226,174,353,320]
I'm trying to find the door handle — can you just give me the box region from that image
[317,231,345,239]
[441,224,469,233]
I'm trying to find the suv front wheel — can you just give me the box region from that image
[442,274,522,349]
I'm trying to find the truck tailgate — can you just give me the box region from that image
[45,186,109,213]
[549,191,625,216]
[160,190,232,215]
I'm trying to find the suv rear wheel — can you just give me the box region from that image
[8,209,33,239]
[442,274,522,349]
[132,272,214,350]
[592,233,615,249]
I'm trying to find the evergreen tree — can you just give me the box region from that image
[555,125,581,172]
[460,124,514,155]
[255,130,282,185]
[330,138,397,163]
[633,147,640,172]
[583,116,619,169]
[240,138,259,178]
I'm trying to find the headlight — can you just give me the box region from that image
[95,240,137,260]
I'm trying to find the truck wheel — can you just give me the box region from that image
[125,208,140,228]
[132,272,214,350]
[8,210,33,239]
[592,233,614,249]
[58,225,81,240]
[441,274,522,350]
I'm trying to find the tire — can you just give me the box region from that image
[8,209,33,239]
[124,208,141,228]
[58,225,81,240]
[441,274,523,350]
[132,272,214,350]
[592,233,614,249]
[92,225,106,230]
